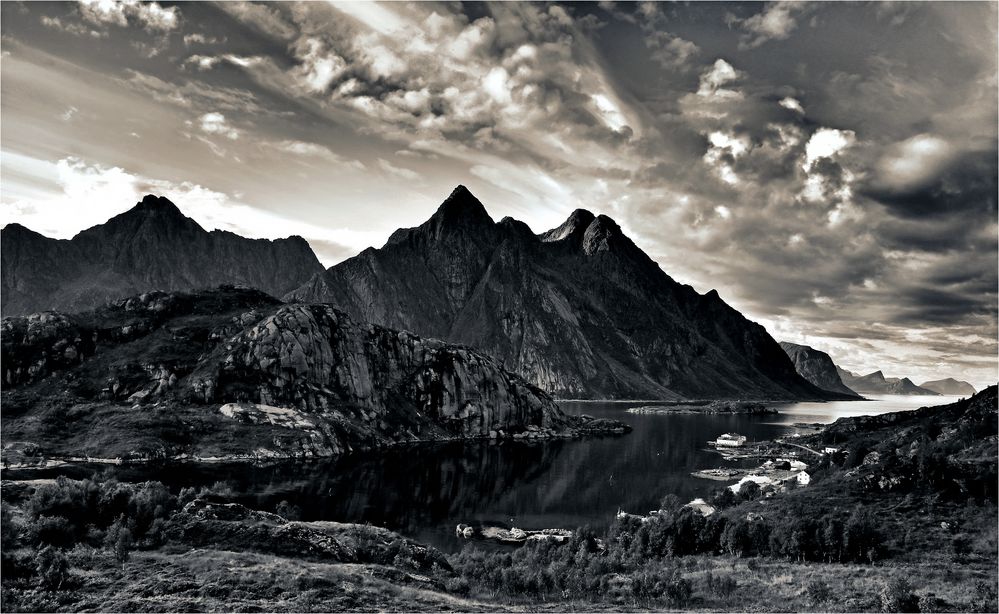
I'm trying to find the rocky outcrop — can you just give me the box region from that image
[779,342,860,397]
[837,368,940,395]
[919,378,976,396]
[172,500,452,574]
[286,186,836,401]
[1,195,323,316]
[1,287,628,464]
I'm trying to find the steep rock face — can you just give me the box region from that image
[287,186,836,401]
[185,303,572,443]
[1,195,324,316]
[919,378,976,396]
[1,288,621,463]
[779,342,860,397]
[837,368,940,395]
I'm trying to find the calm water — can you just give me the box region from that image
[4,394,958,552]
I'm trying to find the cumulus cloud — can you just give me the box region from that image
[645,31,699,69]
[197,112,239,140]
[731,1,811,49]
[77,0,179,32]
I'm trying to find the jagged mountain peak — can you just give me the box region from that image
[582,214,631,255]
[136,194,181,211]
[541,208,597,243]
[865,370,886,381]
[430,185,493,226]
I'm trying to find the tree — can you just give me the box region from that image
[34,546,69,590]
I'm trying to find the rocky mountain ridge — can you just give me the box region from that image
[1,195,324,316]
[1,287,626,465]
[779,341,861,397]
[287,186,838,401]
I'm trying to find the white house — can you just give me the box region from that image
[715,433,747,447]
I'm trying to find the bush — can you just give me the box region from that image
[29,515,75,548]
[807,579,831,605]
[632,564,691,607]
[879,578,919,613]
[34,546,70,590]
[275,500,302,521]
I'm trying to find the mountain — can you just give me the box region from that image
[1,287,626,465]
[919,378,977,396]
[286,185,839,401]
[1,195,324,316]
[836,368,940,395]
[779,342,861,397]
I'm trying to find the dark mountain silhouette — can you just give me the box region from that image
[1,195,324,316]
[779,342,861,397]
[836,367,940,395]
[919,378,976,396]
[286,185,839,401]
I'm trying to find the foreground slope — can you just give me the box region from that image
[779,341,861,397]
[288,186,833,401]
[0,287,623,465]
[1,195,324,316]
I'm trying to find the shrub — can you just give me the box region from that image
[807,579,831,605]
[34,545,70,590]
[275,500,302,521]
[879,578,919,613]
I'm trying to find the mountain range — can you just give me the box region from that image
[285,186,834,400]
[1,195,323,316]
[10,186,959,402]
[836,368,939,395]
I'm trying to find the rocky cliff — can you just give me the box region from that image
[1,287,625,465]
[1,195,324,316]
[919,378,976,396]
[836,368,940,395]
[779,342,860,397]
[287,186,839,401]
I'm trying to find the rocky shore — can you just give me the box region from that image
[627,400,778,415]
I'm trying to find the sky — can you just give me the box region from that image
[1,1,996,390]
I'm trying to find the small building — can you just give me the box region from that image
[823,447,840,454]
[685,498,716,517]
[715,433,747,447]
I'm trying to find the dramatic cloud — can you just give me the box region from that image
[2,1,996,388]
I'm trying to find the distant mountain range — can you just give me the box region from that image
[919,378,976,396]
[1,195,323,316]
[780,342,976,398]
[836,368,939,396]
[286,186,836,401]
[778,342,861,398]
